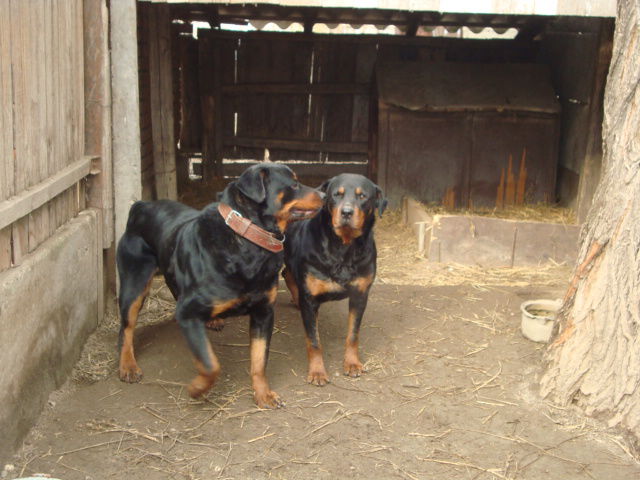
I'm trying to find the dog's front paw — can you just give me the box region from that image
[307,369,330,386]
[119,363,143,383]
[187,374,216,398]
[343,361,365,378]
[255,390,285,409]
[205,318,225,331]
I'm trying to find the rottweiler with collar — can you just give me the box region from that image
[282,174,386,386]
[116,163,323,408]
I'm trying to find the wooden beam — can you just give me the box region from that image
[224,136,368,154]
[148,4,178,200]
[576,19,615,223]
[84,0,114,247]
[222,161,368,178]
[0,156,94,231]
[222,83,369,95]
[110,0,142,248]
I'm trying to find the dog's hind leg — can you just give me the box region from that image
[116,233,158,383]
[282,267,300,308]
[299,296,329,386]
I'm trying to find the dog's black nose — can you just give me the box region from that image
[341,205,354,218]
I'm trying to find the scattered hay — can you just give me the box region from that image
[375,208,573,289]
[71,277,176,384]
[70,310,119,384]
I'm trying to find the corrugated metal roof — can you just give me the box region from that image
[377,61,561,114]
[142,0,616,18]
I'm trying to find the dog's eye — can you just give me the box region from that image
[357,193,367,200]
[334,191,344,197]
[291,182,300,190]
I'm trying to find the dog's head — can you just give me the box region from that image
[234,164,323,232]
[319,174,387,244]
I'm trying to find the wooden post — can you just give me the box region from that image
[110,0,142,246]
[416,221,428,254]
[575,19,615,223]
[148,4,177,200]
[84,0,113,248]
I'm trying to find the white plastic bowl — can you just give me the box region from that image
[520,299,562,343]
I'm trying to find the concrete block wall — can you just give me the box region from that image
[0,209,102,462]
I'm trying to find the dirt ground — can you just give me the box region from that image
[6,216,640,480]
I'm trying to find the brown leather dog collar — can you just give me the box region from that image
[218,203,284,253]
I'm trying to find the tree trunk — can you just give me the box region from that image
[541,0,640,446]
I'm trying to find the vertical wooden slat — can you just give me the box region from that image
[9,0,31,263]
[75,0,84,170]
[59,188,68,227]
[44,0,54,178]
[0,1,15,271]
[53,0,62,176]
[199,31,226,179]
[11,217,28,267]
[48,194,58,237]
[78,180,86,211]
[0,227,11,271]
[0,0,15,202]
[10,0,32,193]
[67,186,76,221]
[28,204,50,253]
[199,33,215,180]
[56,191,65,230]
[36,0,47,184]
[148,4,177,199]
[212,42,223,177]
[30,0,50,252]
[57,0,67,171]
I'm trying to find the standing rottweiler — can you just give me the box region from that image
[282,174,386,386]
[116,164,323,408]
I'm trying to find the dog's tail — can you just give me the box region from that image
[125,201,151,229]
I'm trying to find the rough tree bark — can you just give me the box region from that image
[540,0,640,446]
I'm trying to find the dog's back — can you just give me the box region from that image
[121,200,199,258]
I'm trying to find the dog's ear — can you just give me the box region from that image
[317,179,331,194]
[236,165,267,203]
[374,184,387,217]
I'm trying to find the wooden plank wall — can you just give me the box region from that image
[191,32,533,182]
[195,31,374,181]
[0,0,86,273]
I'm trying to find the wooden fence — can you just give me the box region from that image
[0,0,90,273]
[194,30,374,180]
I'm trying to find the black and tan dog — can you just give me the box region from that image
[282,174,386,385]
[116,164,323,408]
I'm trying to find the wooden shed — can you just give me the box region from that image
[375,61,561,208]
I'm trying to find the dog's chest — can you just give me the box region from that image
[326,262,358,286]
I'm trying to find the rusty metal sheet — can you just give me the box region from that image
[384,110,472,207]
[470,113,559,207]
[381,109,559,208]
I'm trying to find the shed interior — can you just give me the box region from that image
[136,3,613,221]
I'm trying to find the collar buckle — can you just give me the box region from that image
[225,209,242,226]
